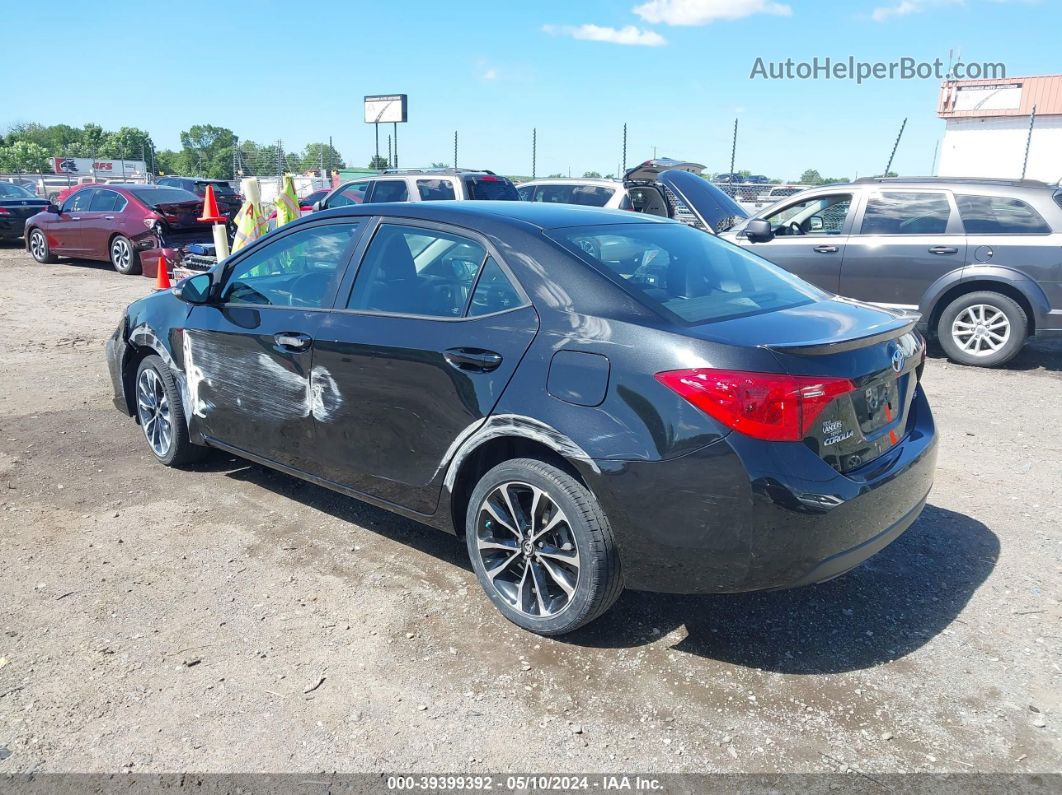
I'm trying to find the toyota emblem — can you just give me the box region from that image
[891,347,906,373]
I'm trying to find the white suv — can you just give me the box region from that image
[315,168,518,210]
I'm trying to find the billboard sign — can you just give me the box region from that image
[52,157,148,177]
[364,94,408,124]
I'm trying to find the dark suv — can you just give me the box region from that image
[722,177,1062,366]
[155,177,242,221]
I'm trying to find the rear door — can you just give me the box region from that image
[954,192,1061,287]
[184,220,362,471]
[81,188,122,258]
[840,190,965,307]
[365,179,409,203]
[735,190,857,293]
[311,219,538,513]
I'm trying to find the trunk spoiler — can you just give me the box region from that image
[763,313,919,355]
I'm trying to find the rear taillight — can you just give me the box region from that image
[655,368,856,442]
[0,208,10,215]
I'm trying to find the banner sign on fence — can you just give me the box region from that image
[51,157,148,177]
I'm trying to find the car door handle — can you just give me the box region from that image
[813,245,838,253]
[71,216,81,221]
[928,246,958,255]
[273,332,313,351]
[104,215,114,220]
[444,347,503,372]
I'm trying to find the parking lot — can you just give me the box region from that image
[0,240,1059,775]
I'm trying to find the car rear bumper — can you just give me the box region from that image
[139,247,187,279]
[590,385,938,594]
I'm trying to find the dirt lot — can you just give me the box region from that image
[0,241,1059,776]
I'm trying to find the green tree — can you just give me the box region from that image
[368,155,389,169]
[546,173,564,178]
[300,142,346,172]
[799,169,823,185]
[431,161,449,168]
[179,124,236,178]
[99,127,155,162]
[582,170,602,178]
[0,140,50,172]
[154,149,186,176]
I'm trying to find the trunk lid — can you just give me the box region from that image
[1,197,50,223]
[690,298,924,473]
[152,199,206,231]
[655,169,749,233]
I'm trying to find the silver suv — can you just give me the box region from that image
[721,177,1062,367]
[315,168,518,210]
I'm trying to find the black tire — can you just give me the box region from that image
[28,228,57,263]
[465,458,623,636]
[110,234,142,275]
[937,290,1027,367]
[134,355,206,467]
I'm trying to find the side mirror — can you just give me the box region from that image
[48,203,61,214]
[808,216,824,232]
[175,272,214,304]
[744,218,774,243]
[311,200,323,212]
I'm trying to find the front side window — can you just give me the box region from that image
[89,190,119,212]
[222,223,358,308]
[369,180,409,203]
[956,194,1051,234]
[765,194,851,236]
[533,184,615,207]
[346,224,488,317]
[859,192,952,235]
[328,181,369,208]
[64,188,96,213]
[550,222,824,324]
[417,179,456,201]
[516,185,535,201]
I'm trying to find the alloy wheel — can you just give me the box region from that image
[951,303,1010,357]
[136,368,173,457]
[30,231,46,261]
[111,238,131,270]
[474,481,581,618]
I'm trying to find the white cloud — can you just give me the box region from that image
[481,68,497,80]
[872,0,964,22]
[542,23,667,46]
[633,0,792,25]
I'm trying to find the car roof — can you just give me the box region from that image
[837,176,1057,196]
[518,178,621,188]
[311,199,672,230]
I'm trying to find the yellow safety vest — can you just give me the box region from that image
[275,175,300,228]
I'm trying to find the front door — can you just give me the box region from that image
[737,191,857,293]
[312,221,538,514]
[184,220,362,471]
[840,190,965,307]
[81,188,123,259]
[51,188,96,255]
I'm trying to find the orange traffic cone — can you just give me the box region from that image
[198,184,227,223]
[156,254,172,290]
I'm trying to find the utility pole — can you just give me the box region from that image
[393,121,398,169]
[930,140,939,176]
[884,117,907,177]
[375,122,380,167]
[387,135,392,169]
[454,130,458,170]
[729,118,738,176]
[622,123,627,174]
[1021,104,1037,179]
[532,128,536,179]
[277,140,285,176]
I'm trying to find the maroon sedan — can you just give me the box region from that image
[25,184,213,276]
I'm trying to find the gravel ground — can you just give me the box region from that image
[0,241,1059,775]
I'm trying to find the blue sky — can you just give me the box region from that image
[2,0,1056,180]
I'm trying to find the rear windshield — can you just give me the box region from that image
[127,187,200,205]
[0,183,35,198]
[464,176,518,201]
[549,222,823,324]
[533,184,615,207]
[196,181,236,195]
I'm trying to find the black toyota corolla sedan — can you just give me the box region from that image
[106,175,937,635]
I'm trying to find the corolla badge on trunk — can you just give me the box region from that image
[822,419,853,446]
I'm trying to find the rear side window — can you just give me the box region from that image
[89,190,119,212]
[956,194,1051,234]
[370,180,409,203]
[417,179,456,201]
[469,257,523,316]
[550,223,823,324]
[463,176,518,201]
[533,184,615,207]
[860,192,952,235]
[347,224,486,317]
